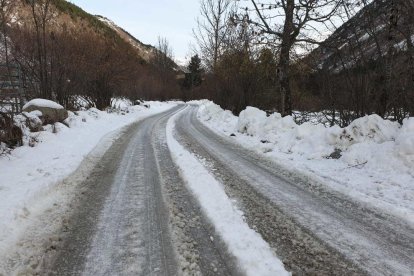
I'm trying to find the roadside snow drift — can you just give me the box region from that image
[198,101,414,225]
[0,101,176,271]
[167,108,289,276]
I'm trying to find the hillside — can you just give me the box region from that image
[309,0,414,71]
[10,0,176,66]
[51,0,166,63]
[0,0,183,110]
[95,15,157,62]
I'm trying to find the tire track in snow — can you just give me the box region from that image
[174,105,414,276]
[48,105,236,276]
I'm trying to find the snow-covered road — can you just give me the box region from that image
[174,105,414,276]
[46,105,287,275]
[2,103,412,275]
[48,106,242,275]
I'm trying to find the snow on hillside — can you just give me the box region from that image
[96,15,155,62]
[0,101,176,269]
[197,101,414,225]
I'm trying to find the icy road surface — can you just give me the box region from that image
[50,105,288,276]
[17,104,412,276]
[174,106,414,276]
[49,106,241,275]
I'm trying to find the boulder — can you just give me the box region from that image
[23,99,68,124]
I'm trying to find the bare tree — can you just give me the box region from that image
[241,0,342,115]
[26,0,53,99]
[152,36,174,78]
[193,0,234,72]
[0,0,16,66]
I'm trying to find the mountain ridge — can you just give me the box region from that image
[308,0,414,72]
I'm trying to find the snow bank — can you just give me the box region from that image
[396,118,414,156]
[197,101,414,225]
[0,101,176,270]
[338,114,400,146]
[237,107,267,136]
[198,101,237,134]
[23,99,64,110]
[167,108,289,276]
[198,102,409,161]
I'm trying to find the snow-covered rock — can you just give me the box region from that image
[23,99,68,124]
[23,99,64,110]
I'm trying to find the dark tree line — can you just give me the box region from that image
[191,0,413,125]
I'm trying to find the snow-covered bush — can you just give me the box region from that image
[21,111,43,132]
[336,114,400,147]
[0,112,23,148]
[86,108,101,119]
[0,142,10,156]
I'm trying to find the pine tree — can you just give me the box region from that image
[184,54,203,89]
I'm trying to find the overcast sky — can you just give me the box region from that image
[69,0,200,63]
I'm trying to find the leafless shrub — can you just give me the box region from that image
[0,112,23,147]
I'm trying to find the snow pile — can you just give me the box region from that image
[197,101,414,225]
[198,101,237,134]
[186,99,209,105]
[337,114,400,146]
[22,99,64,110]
[111,98,133,111]
[0,101,176,270]
[199,103,407,161]
[237,107,267,136]
[264,113,296,134]
[395,118,414,156]
[167,109,289,276]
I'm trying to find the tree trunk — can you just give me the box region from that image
[278,0,294,116]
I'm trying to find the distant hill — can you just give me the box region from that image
[95,15,158,62]
[10,0,177,67]
[308,0,414,71]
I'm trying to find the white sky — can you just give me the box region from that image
[68,0,200,62]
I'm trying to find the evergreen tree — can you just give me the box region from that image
[184,54,203,89]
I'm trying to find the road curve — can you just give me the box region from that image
[48,105,236,276]
[174,105,414,276]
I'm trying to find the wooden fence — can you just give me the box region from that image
[0,63,25,115]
